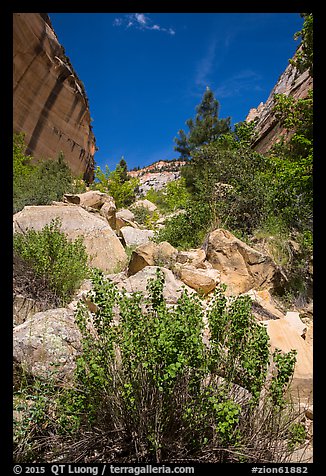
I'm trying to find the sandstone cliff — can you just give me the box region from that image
[13,13,96,182]
[246,53,313,154]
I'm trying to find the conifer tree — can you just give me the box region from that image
[174,87,231,160]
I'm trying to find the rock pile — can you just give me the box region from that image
[13,192,313,406]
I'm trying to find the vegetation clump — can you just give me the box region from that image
[13,218,89,306]
[14,270,304,463]
[13,133,86,214]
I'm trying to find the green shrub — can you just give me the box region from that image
[13,218,89,305]
[155,201,212,249]
[13,134,87,213]
[91,164,140,208]
[41,269,300,463]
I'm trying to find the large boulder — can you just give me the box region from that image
[176,249,207,268]
[245,289,285,320]
[130,199,157,215]
[128,241,178,276]
[205,228,279,294]
[112,266,194,304]
[13,205,128,273]
[63,190,114,210]
[120,226,154,248]
[262,318,313,401]
[13,308,82,381]
[178,266,220,295]
[99,201,116,229]
[128,241,157,276]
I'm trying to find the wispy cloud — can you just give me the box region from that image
[195,38,218,88]
[113,13,176,36]
[214,70,264,99]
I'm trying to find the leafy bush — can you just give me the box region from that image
[13,218,89,305]
[91,164,140,208]
[19,269,301,464]
[13,134,86,213]
[155,200,212,249]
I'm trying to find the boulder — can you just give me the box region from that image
[155,241,178,267]
[245,289,285,320]
[116,209,135,222]
[13,205,128,273]
[178,266,220,295]
[13,308,82,381]
[262,318,313,401]
[64,191,115,210]
[130,199,157,214]
[128,241,178,276]
[99,200,116,229]
[176,249,207,268]
[128,241,157,276]
[113,266,194,304]
[120,226,154,248]
[205,228,279,295]
[115,210,139,232]
[284,311,307,338]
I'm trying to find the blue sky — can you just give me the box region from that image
[49,13,304,171]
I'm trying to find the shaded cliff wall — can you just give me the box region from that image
[13,13,95,182]
[246,56,313,154]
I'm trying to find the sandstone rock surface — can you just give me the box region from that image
[64,191,114,209]
[205,228,279,294]
[130,199,157,214]
[120,226,154,248]
[112,266,194,304]
[178,266,220,295]
[13,205,128,273]
[246,54,313,154]
[128,241,178,276]
[13,13,95,181]
[263,318,313,400]
[13,308,82,381]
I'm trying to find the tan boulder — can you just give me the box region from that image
[130,199,157,215]
[176,248,207,268]
[262,319,313,401]
[284,311,307,338]
[116,209,137,231]
[100,200,116,229]
[245,289,285,320]
[128,241,178,276]
[64,190,115,210]
[114,266,195,304]
[13,308,82,381]
[116,209,135,222]
[120,226,154,247]
[13,205,128,273]
[206,228,279,294]
[178,266,220,295]
[155,241,178,267]
[128,241,157,276]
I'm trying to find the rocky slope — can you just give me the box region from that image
[128,160,186,194]
[13,13,96,182]
[246,51,312,154]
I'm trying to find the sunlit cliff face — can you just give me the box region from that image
[13,13,96,182]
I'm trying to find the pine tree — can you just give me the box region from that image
[174,87,231,160]
[118,156,129,183]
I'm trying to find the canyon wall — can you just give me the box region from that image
[246,55,312,154]
[13,13,96,182]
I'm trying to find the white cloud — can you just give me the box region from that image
[195,38,218,88]
[135,13,147,25]
[113,13,176,36]
[214,70,263,98]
